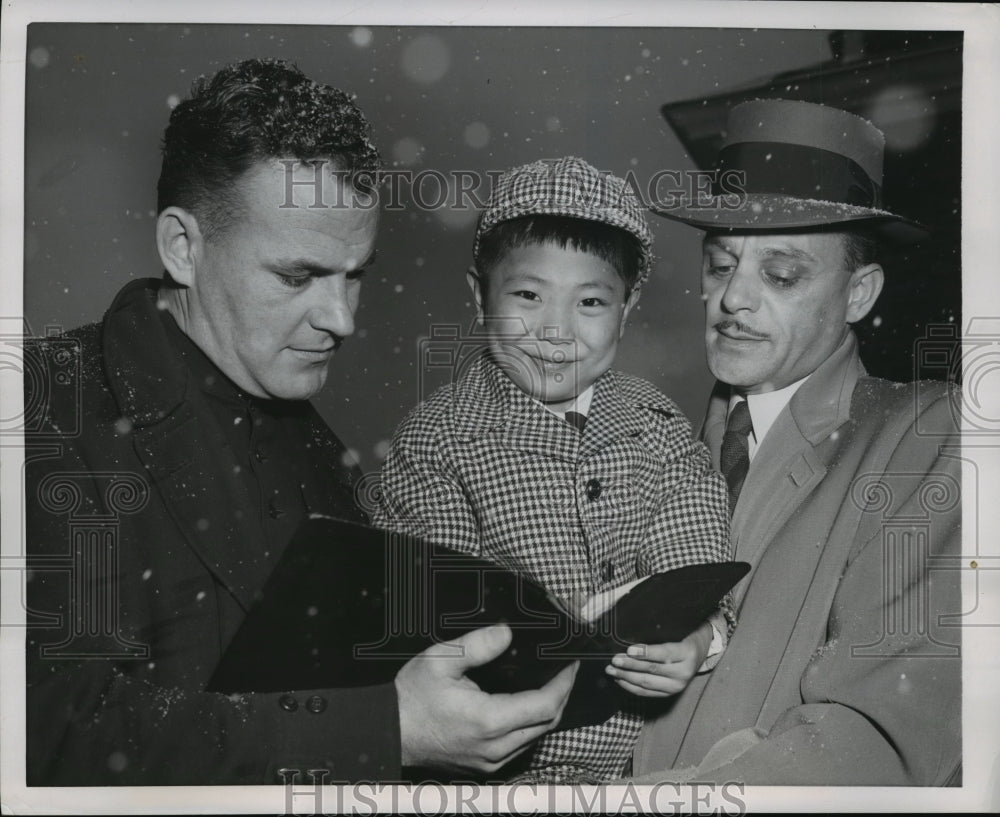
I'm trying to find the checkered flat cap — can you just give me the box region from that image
[474,156,654,283]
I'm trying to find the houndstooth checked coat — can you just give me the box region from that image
[373,353,730,782]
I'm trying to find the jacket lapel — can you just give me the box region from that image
[131,406,266,611]
[730,417,827,575]
[578,372,647,460]
[102,280,268,611]
[705,333,865,581]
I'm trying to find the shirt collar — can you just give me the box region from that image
[451,353,645,446]
[536,385,595,420]
[728,375,809,458]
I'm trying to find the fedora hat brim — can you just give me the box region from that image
[651,192,929,243]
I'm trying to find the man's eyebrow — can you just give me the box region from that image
[703,237,735,253]
[757,246,817,263]
[268,249,377,277]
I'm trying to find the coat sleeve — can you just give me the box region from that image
[635,408,735,639]
[27,653,401,785]
[371,404,481,555]
[636,410,731,574]
[629,392,963,786]
[24,424,401,785]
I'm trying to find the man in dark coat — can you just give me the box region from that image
[24,58,575,786]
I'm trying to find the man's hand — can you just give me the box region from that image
[605,621,713,698]
[396,623,578,774]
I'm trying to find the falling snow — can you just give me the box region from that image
[392,137,424,166]
[400,34,450,84]
[464,122,491,149]
[349,27,374,48]
[29,46,51,69]
[107,751,128,773]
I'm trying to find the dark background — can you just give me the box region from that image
[23,24,961,474]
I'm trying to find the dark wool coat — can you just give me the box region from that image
[25,278,400,785]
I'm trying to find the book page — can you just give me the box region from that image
[578,576,648,623]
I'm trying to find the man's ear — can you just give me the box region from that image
[845,263,885,323]
[466,266,486,326]
[156,207,204,287]
[619,286,641,338]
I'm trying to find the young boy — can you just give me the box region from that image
[373,157,731,783]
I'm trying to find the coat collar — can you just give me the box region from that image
[100,278,267,610]
[786,330,866,446]
[703,331,865,462]
[449,352,649,459]
[102,278,192,429]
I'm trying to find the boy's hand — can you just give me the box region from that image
[605,621,713,698]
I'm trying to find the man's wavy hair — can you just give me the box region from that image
[157,58,381,239]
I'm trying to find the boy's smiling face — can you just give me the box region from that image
[469,241,639,412]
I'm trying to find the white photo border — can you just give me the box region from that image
[2,1,998,813]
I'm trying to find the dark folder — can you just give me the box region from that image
[208,516,749,729]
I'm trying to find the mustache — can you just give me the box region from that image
[713,319,769,339]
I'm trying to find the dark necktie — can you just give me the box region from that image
[564,410,587,432]
[720,400,753,514]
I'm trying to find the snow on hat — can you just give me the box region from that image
[652,99,927,243]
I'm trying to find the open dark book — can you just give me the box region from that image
[208,516,749,729]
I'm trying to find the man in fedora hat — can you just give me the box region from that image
[623,99,962,785]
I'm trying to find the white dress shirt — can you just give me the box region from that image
[728,376,809,462]
[539,384,595,421]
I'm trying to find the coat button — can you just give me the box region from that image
[602,560,615,582]
[254,447,267,463]
[268,500,286,519]
[305,694,328,714]
[586,479,602,501]
[278,694,298,712]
